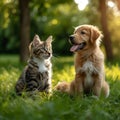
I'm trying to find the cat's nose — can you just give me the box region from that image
[46,53,51,57]
[48,53,51,57]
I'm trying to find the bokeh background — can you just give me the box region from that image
[0,1,120,119]
[0,0,120,62]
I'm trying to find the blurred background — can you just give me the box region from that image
[0,0,120,62]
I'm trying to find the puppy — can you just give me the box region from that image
[55,24,109,98]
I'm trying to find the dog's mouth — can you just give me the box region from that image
[70,42,86,52]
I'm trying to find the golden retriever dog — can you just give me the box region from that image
[55,24,109,98]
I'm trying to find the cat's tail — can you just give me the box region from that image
[55,81,70,93]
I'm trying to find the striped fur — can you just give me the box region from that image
[15,35,52,95]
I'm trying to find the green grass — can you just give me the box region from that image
[0,55,120,120]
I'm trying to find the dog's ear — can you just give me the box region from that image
[90,26,101,43]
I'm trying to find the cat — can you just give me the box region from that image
[15,34,53,95]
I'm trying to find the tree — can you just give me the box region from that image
[115,0,120,10]
[19,0,30,62]
[99,0,114,61]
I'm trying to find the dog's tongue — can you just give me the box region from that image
[70,45,79,52]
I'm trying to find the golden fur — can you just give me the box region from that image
[55,25,109,98]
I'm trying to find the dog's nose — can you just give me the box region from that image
[69,35,75,44]
[69,35,74,41]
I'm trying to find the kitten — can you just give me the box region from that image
[15,35,53,95]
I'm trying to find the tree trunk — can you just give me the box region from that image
[115,0,120,10]
[99,0,113,61]
[19,0,30,62]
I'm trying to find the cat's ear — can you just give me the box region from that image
[32,34,42,46]
[46,35,53,44]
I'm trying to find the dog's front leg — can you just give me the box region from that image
[75,73,84,97]
[92,75,102,97]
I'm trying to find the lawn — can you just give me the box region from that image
[0,55,120,120]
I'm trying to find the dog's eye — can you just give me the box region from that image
[81,31,86,35]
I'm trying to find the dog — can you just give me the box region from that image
[55,24,110,98]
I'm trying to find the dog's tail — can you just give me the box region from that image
[55,81,70,93]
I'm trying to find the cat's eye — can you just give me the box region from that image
[45,47,50,51]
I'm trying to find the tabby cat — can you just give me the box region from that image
[15,35,53,95]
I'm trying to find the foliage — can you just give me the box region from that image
[0,0,19,54]
[108,14,120,56]
[29,0,81,56]
[0,0,80,55]
[0,0,119,57]
[0,55,120,120]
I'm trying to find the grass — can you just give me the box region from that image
[0,55,120,120]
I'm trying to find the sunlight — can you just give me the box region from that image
[74,0,89,10]
[107,1,115,7]
[5,0,11,3]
